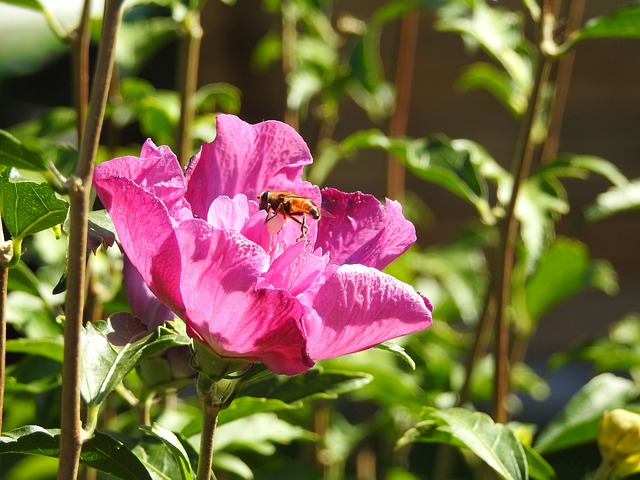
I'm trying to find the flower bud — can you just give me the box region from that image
[597,409,640,479]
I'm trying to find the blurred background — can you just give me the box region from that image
[1,0,639,423]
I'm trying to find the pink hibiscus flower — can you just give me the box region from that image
[93,114,432,375]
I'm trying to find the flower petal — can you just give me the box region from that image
[123,256,174,331]
[316,188,416,269]
[304,264,432,361]
[93,173,186,318]
[175,219,314,375]
[185,114,314,219]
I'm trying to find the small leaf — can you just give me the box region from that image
[88,209,118,253]
[238,367,372,404]
[0,0,43,10]
[576,5,640,41]
[534,373,637,454]
[398,407,528,480]
[581,178,640,224]
[6,260,41,297]
[0,170,68,241]
[0,129,48,171]
[375,341,416,370]
[0,426,153,480]
[139,424,194,480]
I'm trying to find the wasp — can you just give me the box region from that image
[258,190,321,239]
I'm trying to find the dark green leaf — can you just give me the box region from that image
[534,373,637,454]
[3,355,61,394]
[0,129,48,171]
[0,170,68,240]
[0,426,152,480]
[81,318,191,406]
[398,407,528,480]
[238,367,372,404]
[139,424,194,480]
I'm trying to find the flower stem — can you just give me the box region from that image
[58,1,125,478]
[386,10,420,200]
[176,8,203,167]
[70,0,92,144]
[0,259,7,434]
[196,374,222,480]
[492,14,554,426]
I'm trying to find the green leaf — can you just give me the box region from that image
[521,442,556,480]
[116,17,179,75]
[6,260,41,297]
[0,129,48,171]
[534,373,637,454]
[0,170,68,241]
[375,341,416,370]
[5,337,64,363]
[0,0,43,11]
[217,397,295,427]
[575,5,640,41]
[457,62,527,115]
[139,424,194,480]
[523,237,616,326]
[0,426,153,480]
[81,318,191,406]
[239,367,372,404]
[398,407,528,480]
[88,209,118,253]
[581,178,640,223]
[194,83,241,114]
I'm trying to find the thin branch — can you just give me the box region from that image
[492,28,554,426]
[58,0,125,478]
[387,11,420,200]
[539,0,585,164]
[0,261,8,434]
[176,9,203,167]
[70,0,93,144]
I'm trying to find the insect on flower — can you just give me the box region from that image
[258,190,321,239]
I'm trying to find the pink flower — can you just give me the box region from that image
[93,114,432,375]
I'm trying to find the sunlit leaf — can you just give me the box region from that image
[398,407,528,480]
[575,5,640,41]
[238,367,372,404]
[534,374,637,454]
[375,341,416,370]
[116,17,179,75]
[5,337,64,363]
[0,129,48,172]
[0,426,152,480]
[0,170,68,241]
[81,318,191,406]
[581,178,640,224]
[457,62,527,115]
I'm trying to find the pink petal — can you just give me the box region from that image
[92,174,186,318]
[185,114,314,219]
[304,264,432,361]
[123,256,174,331]
[316,189,416,270]
[206,194,250,231]
[175,219,314,375]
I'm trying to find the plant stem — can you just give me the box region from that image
[492,28,553,427]
[539,0,585,164]
[196,375,222,480]
[176,8,203,167]
[0,262,7,434]
[387,10,420,200]
[70,0,92,144]
[281,0,299,130]
[58,1,125,478]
